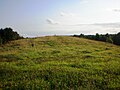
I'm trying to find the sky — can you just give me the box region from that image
[0,0,120,37]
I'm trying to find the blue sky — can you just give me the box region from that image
[0,0,120,37]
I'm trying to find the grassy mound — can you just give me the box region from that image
[0,36,120,90]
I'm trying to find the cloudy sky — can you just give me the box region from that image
[0,0,120,37]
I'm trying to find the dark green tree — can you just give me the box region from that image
[0,36,2,45]
[113,32,120,45]
[0,27,23,44]
[106,36,113,44]
[79,33,84,38]
[95,33,100,40]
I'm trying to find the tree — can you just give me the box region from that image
[79,33,84,37]
[0,27,23,44]
[73,32,120,46]
[0,36,2,45]
[95,33,100,40]
[99,35,106,42]
[106,36,113,44]
[113,32,120,45]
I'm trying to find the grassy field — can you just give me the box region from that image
[0,36,120,90]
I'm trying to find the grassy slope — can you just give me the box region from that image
[0,36,120,90]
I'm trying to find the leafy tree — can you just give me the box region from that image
[113,32,120,45]
[0,36,2,45]
[106,36,113,44]
[73,32,120,46]
[95,33,100,40]
[99,35,106,42]
[79,33,84,37]
[0,27,23,44]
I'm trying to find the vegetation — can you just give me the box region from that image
[0,36,120,90]
[0,27,23,45]
[74,32,120,45]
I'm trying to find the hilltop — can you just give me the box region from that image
[0,36,120,89]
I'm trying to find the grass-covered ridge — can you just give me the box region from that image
[0,36,120,90]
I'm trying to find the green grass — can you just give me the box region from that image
[0,36,120,90]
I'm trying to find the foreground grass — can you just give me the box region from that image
[0,36,120,90]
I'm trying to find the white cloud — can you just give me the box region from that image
[60,12,75,17]
[58,11,84,26]
[92,22,120,28]
[46,18,59,25]
[80,0,88,4]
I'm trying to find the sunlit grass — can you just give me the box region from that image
[0,36,120,89]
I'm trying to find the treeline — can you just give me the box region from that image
[73,32,120,45]
[0,27,23,45]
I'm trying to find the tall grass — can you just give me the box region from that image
[0,36,120,89]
